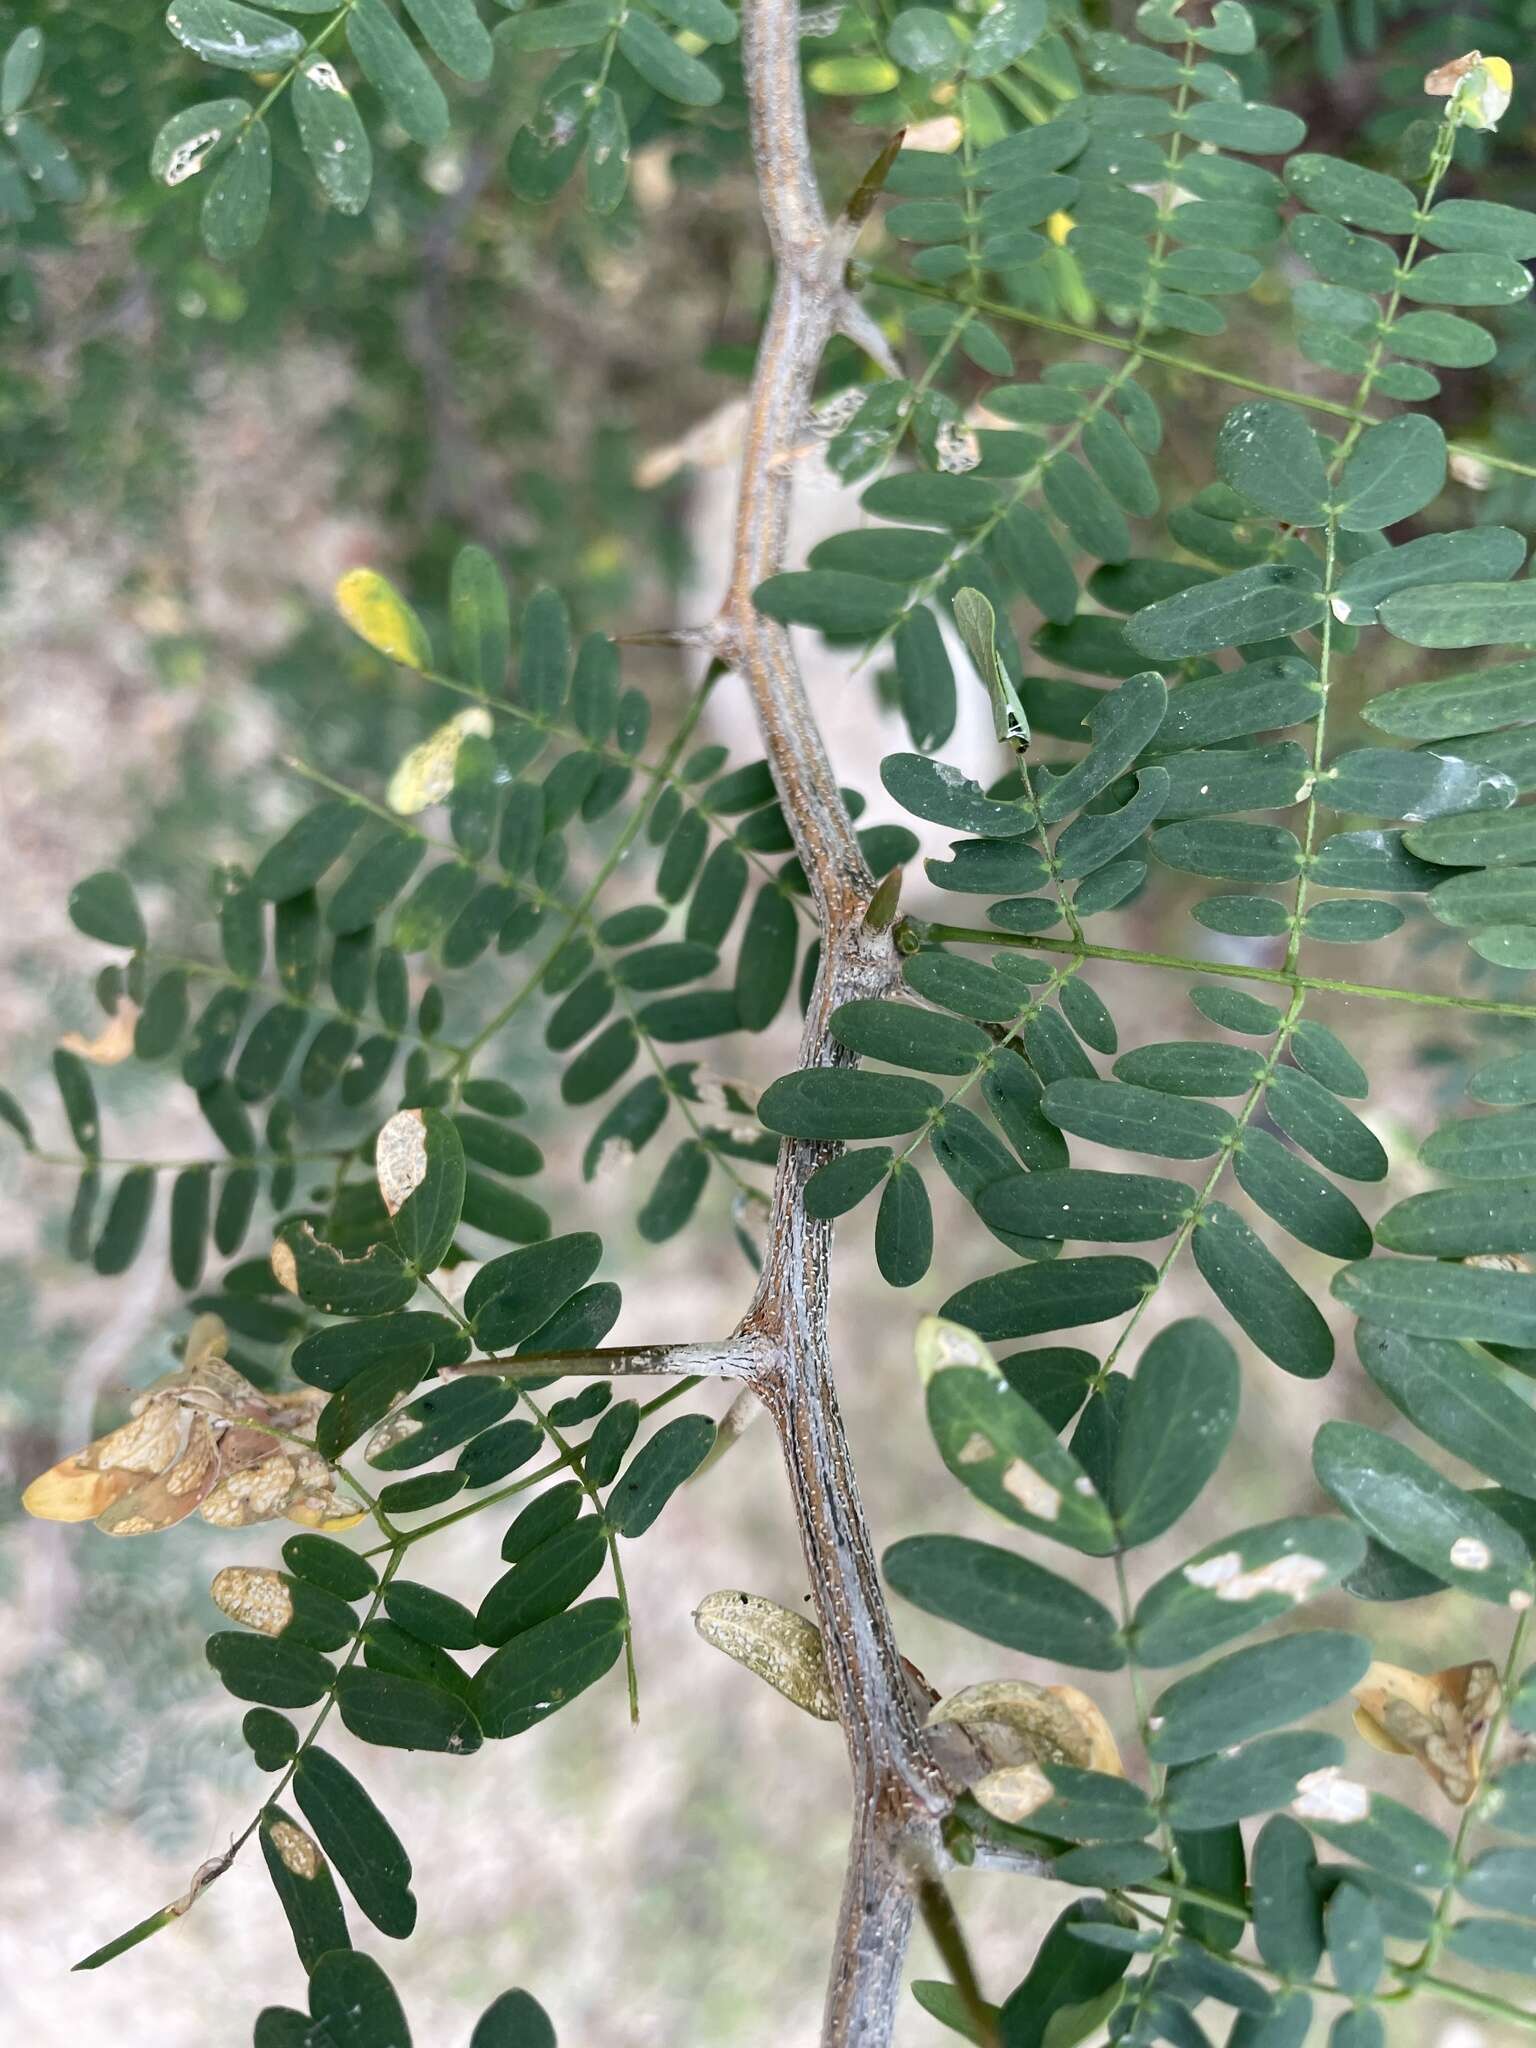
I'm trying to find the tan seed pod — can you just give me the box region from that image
[693,1590,839,1721]
[971,1761,1053,1825]
[928,1680,1123,1778]
[1352,1658,1500,1806]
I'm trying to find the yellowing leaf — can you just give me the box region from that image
[59,1000,140,1066]
[1351,1658,1500,1805]
[386,705,493,814]
[1425,50,1513,129]
[335,566,432,670]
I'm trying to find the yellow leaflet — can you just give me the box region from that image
[335,566,431,670]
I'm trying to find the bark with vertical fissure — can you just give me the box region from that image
[716,4,979,2039]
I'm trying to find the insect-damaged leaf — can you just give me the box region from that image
[918,1317,1115,1553]
[1314,1421,1535,1607]
[1131,1517,1365,1667]
[377,1108,465,1273]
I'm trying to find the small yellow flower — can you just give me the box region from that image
[1425,51,1513,131]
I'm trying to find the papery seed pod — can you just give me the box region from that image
[693,1590,838,1721]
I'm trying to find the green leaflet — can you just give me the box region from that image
[1193,1200,1334,1378]
[206,1631,334,1708]
[1215,400,1329,525]
[752,570,903,635]
[1334,1257,1536,1348]
[1379,582,1536,650]
[1330,527,1526,625]
[829,998,991,1075]
[1356,1323,1536,1496]
[1265,1067,1386,1181]
[876,1163,932,1285]
[1407,803,1536,868]
[293,1747,416,1938]
[1147,1630,1370,1763]
[978,1169,1191,1242]
[941,1256,1154,1340]
[68,868,147,949]
[335,1670,482,1754]
[293,56,371,213]
[255,1952,413,2048]
[167,0,303,70]
[1447,1918,1536,1977]
[606,1414,715,1535]
[1112,1318,1239,1547]
[470,1598,626,1738]
[1035,671,1168,824]
[883,1534,1125,1668]
[1165,1731,1345,1831]
[1375,1180,1536,1256]
[758,1068,942,1139]
[348,0,449,145]
[1234,1130,1371,1259]
[881,753,1034,836]
[1314,1420,1535,1605]
[1305,1790,1455,1889]
[470,1990,557,2048]
[920,1324,1114,1552]
[1334,416,1446,533]
[1042,1078,1234,1158]
[1252,1815,1324,1978]
[1127,563,1325,659]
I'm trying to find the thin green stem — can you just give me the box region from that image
[1094,985,1305,1388]
[891,966,1078,1174]
[908,923,1536,1022]
[417,1276,642,1722]
[915,1874,999,2048]
[858,278,1536,487]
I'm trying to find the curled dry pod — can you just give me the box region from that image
[693,1590,838,1721]
[1352,1657,1500,1805]
[928,1678,1124,1780]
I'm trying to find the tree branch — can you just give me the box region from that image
[721,7,956,2041]
[442,1339,766,1381]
